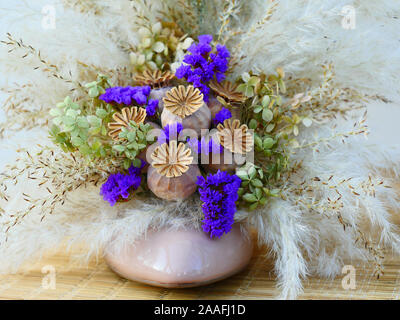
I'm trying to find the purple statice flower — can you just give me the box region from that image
[145,99,159,117]
[99,86,151,106]
[175,34,230,102]
[100,163,144,206]
[188,136,223,155]
[213,107,232,126]
[196,170,242,238]
[157,123,183,144]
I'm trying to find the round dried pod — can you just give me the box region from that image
[208,94,223,119]
[162,107,211,136]
[134,70,175,88]
[148,86,173,112]
[203,149,246,173]
[145,121,161,130]
[209,79,246,104]
[161,85,211,136]
[209,80,245,121]
[138,142,159,173]
[108,107,146,140]
[217,119,254,155]
[147,141,200,201]
[199,133,245,174]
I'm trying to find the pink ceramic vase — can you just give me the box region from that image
[104,224,253,288]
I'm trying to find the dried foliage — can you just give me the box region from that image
[0,146,121,232]
[62,0,103,14]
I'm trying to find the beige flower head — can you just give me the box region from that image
[134,70,175,88]
[151,141,193,178]
[209,79,246,104]
[163,85,204,118]
[108,107,146,140]
[217,119,254,154]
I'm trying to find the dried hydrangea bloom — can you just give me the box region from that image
[163,85,204,118]
[108,107,147,140]
[209,79,246,104]
[151,141,193,178]
[134,70,176,88]
[217,119,254,154]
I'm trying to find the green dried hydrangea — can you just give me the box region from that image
[112,122,155,169]
[49,74,155,167]
[236,68,312,210]
[130,21,193,72]
[49,95,114,159]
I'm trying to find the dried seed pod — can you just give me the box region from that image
[134,70,175,88]
[148,141,199,201]
[148,86,172,112]
[208,94,224,119]
[163,85,204,118]
[151,141,193,178]
[161,106,211,136]
[161,85,211,135]
[200,133,245,173]
[108,107,147,140]
[209,80,246,104]
[147,165,200,201]
[203,149,246,173]
[217,119,254,155]
[138,139,160,173]
[145,121,161,130]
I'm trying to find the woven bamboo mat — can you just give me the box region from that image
[2,180,399,300]
[1,242,399,300]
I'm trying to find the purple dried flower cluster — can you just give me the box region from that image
[100,163,144,206]
[157,123,183,144]
[188,136,223,156]
[99,86,151,105]
[99,86,159,116]
[213,107,232,126]
[175,34,230,102]
[145,99,159,116]
[196,171,241,238]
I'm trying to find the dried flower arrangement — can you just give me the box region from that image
[0,0,399,299]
